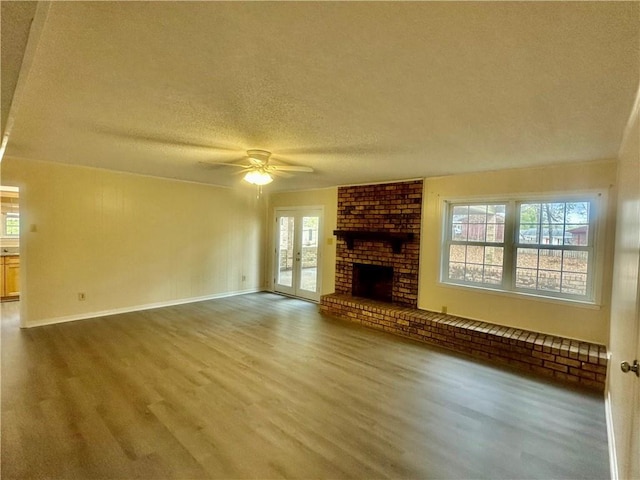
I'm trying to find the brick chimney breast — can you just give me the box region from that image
[335,180,423,307]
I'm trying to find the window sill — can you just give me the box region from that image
[439,281,602,310]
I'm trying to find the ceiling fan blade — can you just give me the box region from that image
[198,160,250,169]
[270,170,293,178]
[89,125,242,153]
[270,165,314,173]
[276,145,393,155]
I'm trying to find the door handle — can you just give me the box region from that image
[620,360,639,377]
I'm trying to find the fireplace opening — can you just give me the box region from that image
[352,263,393,303]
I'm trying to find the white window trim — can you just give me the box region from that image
[443,201,507,289]
[439,191,607,306]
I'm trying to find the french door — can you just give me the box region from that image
[274,208,322,302]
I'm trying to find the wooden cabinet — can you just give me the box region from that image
[1,255,20,300]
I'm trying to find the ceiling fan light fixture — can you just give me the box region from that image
[246,149,272,163]
[243,170,273,185]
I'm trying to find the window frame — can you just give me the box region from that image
[4,213,19,237]
[443,202,509,289]
[441,193,602,304]
[512,200,595,301]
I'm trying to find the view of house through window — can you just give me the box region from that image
[448,204,505,286]
[443,198,596,302]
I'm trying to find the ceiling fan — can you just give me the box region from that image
[200,149,314,185]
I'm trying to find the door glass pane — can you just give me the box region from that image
[277,216,294,287]
[300,216,319,292]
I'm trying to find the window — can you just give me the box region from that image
[302,216,318,247]
[442,198,597,302]
[447,204,506,286]
[5,214,19,236]
[515,201,591,297]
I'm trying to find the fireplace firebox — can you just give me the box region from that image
[352,263,393,303]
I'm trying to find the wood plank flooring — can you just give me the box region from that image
[1,293,609,479]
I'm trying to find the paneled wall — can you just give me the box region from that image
[1,158,266,326]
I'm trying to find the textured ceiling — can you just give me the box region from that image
[1,1,37,136]
[2,2,638,192]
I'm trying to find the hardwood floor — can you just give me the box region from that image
[2,293,609,479]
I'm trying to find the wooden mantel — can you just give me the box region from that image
[333,230,415,254]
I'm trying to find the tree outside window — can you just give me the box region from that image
[443,198,596,302]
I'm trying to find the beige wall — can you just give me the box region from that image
[1,158,266,326]
[418,160,617,345]
[608,100,639,479]
[268,188,337,296]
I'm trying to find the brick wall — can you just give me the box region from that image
[335,180,423,307]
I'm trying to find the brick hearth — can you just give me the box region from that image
[320,294,608,391]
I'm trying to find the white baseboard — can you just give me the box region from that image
[22,288,264,328]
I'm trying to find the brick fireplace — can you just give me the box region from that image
[330,180,423,307]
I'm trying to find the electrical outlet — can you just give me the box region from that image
[78,292,86,301]
[441,305,447,314]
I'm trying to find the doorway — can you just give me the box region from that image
[1,186,20,304]
[274,208,322,302]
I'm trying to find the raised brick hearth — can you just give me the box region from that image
[320,294,608,391]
